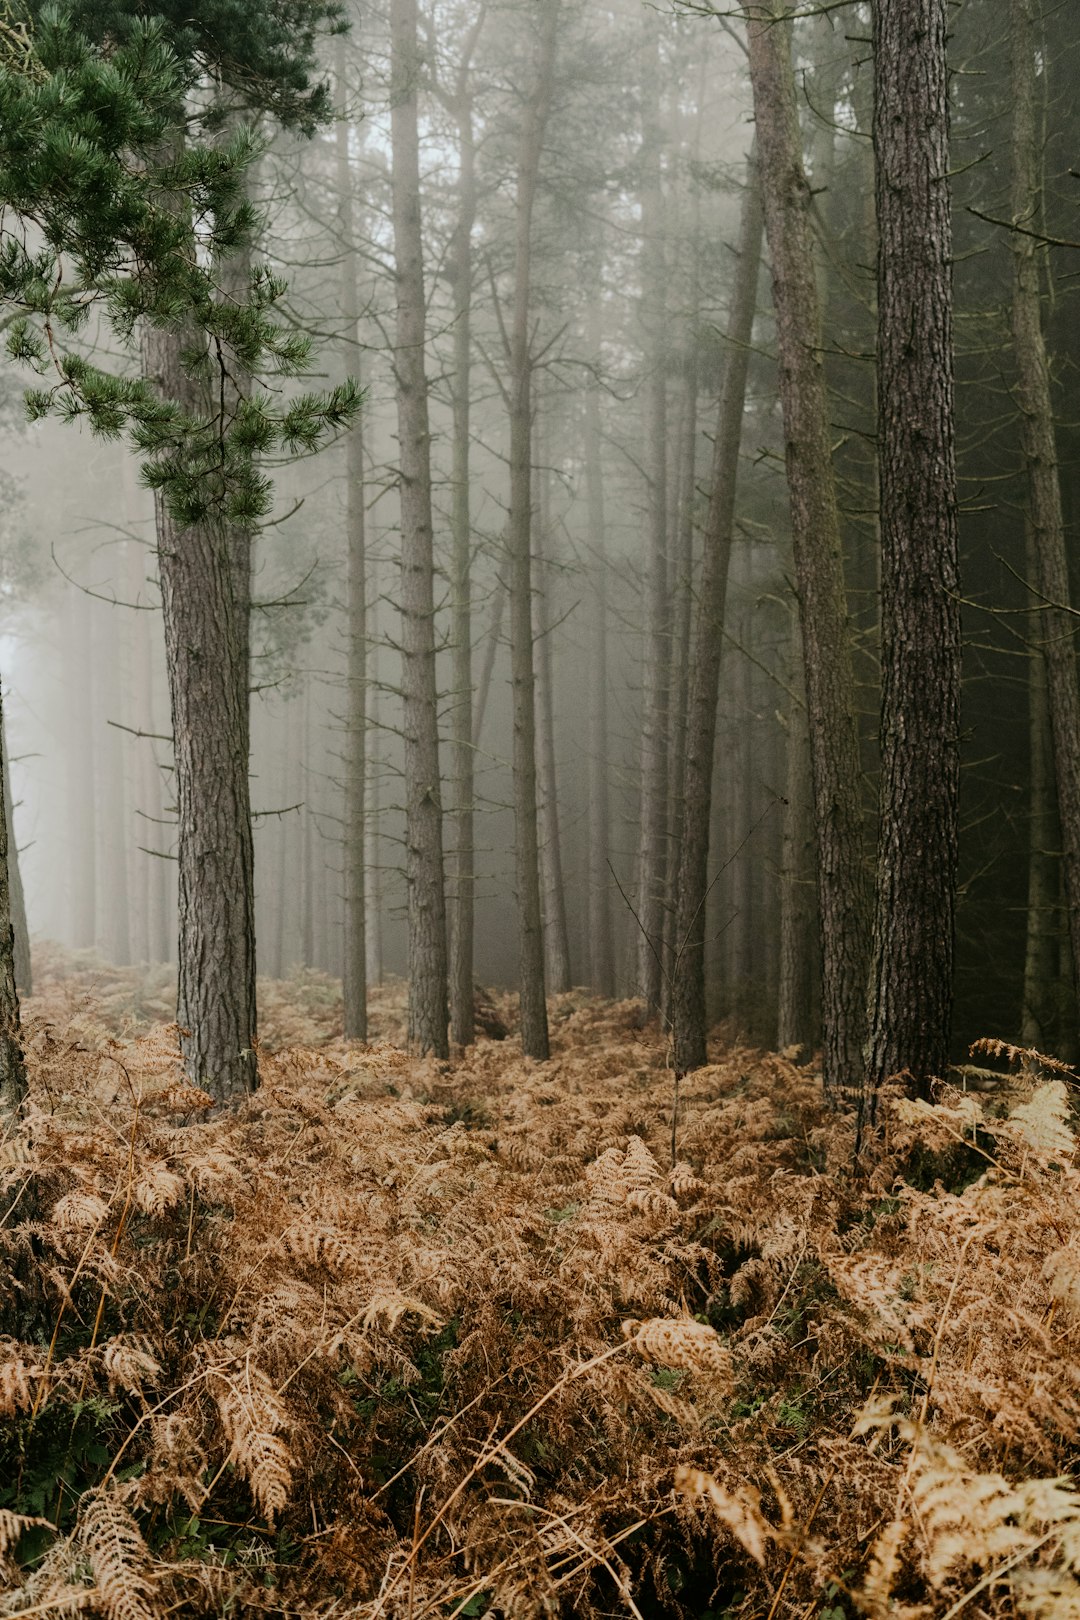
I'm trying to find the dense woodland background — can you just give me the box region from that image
[2,0,1077,1069]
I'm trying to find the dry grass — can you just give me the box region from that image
[2,967,1080,1616]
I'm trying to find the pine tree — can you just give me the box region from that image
[1,0,358,1098]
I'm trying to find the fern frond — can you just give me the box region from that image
[674,1464,769,1565]
[81,1488,156,1620]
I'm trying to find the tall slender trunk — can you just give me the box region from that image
[447,33,480,1047]
[2,704,30,995]
[390,0,449,1057]
[337,40,368,1040]
[507,0,559,1059]
[472,579,505,751]
[301,678,315,969]
[0,675,24,1120]
[1022,569,1058,1049]
[97,603,131,965]
[535,401,572,993]
[740,0,870,1103]
[636,31,670,1014]
[731,609,755,1030]
[367,608,384,988]
[1006,0,1080,1048]
[65,592,96,951]
[777,624,816,1052]
[664,355,698,1018]
[143,314,258,1099]
[584,300,616,998]
[865,0,960,1099]
[671,163,764,1075]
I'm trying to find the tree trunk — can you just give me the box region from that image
[472,578,505,751]
[1006,0,1080,1050]
[448,33,480,1048]
[65,592,96,951]
[337,40,368,1041]
[671,162,763,1075]
[142,317,258,1101]
[635,31,670,1015]
[865,0,960,1099]
[390,0,449,1057]
[1,703,30,995]
[1022,577,1058,1049]
[584,298,616,998]
[535,403,572,994]
[97,602,131,965]
[740,0,870,1104]
[0,675,25,1120]
[506,0,559,1060]
[777,623,815,1053]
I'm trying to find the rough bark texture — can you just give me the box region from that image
[584,299,616,999]
[635,31,670,1015]
[0,676,24,1120]
[2,707,30,995]
[535,411,572,995]
[337,42,368,1042]
[742,0,871,1103]
[447,38,480,1047]
[671,164,763,1076]
[143,318,258,1102]
[1006,0,1080,1045]
[507,0,558,1060]
[65,591,96,950]
[1022,579,1059,1048]
[777,630,816,1053]
[472,580,504,753]
[865,0,961,1098]
[391,0,449,1057]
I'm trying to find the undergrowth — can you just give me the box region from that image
[1,977,1079,1618]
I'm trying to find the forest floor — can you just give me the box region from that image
[1,954,1079,1618]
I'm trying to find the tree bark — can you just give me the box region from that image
[65,591,96,951]
[740,0,871,1104]
[0,675,24,1121]
[1006,0,1080,1049]
[1022,572,1059,1049]
[447,30,481,1048]
[671,162,763,1075]
[506,0,558,1059]
[584,298,616,998]
[635,30,670,1015]
[865,0,960,1098]
[472,578,505,751]
[336,39,368,1041]
[535,402,572,994]
[777,623,815,1053]
[2,703,30,995]
[391,0,449,1057]
[142,317,258,1101]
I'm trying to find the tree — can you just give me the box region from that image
[336,38,368,1043]
[738,0,870,1105]
[432,12,484,1049]
[1005,0,1080,1053]
[635,28,671,1016]
[506,0,559,1060]
[2,4,356,1098]
[865,0,960,1098]
[0,675,23,1120]
[584,295,616,999]
[390,0,450,1057]
[671,159,763,1076]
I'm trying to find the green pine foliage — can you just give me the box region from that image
[0,0,358,527]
